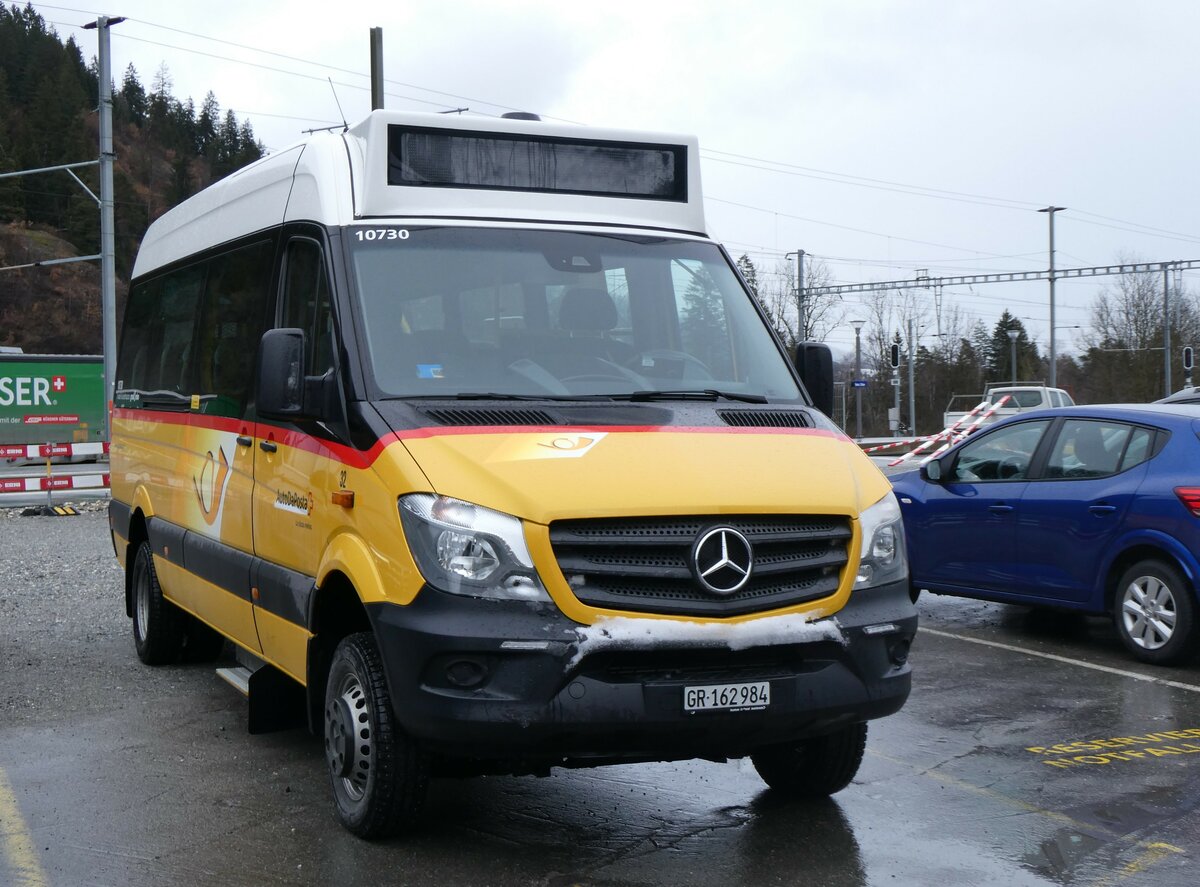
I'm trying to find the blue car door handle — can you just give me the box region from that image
[988,503,1014,513]
[1089,504,1117,515]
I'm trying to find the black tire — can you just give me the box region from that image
[751,722,868,798]
[181,617,227,663]
[130,540,185,665]
[324,632,428,839]
[1114,559,1197,666]
[909,584,922,604]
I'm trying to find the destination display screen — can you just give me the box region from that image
[388,125,686,201]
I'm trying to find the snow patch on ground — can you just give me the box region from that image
[570,612,845,666]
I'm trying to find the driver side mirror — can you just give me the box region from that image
[921,459,943,483]
[257,328,306,418]
[794,342,834,416]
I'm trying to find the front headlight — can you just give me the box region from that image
[854,492,908,590]
[398,494,551,602]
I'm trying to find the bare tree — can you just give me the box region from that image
[756,255,843,349]
[1078,261,1200,402]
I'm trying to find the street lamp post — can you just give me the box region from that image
[850,319,865,439]
[1007,329,1019,385]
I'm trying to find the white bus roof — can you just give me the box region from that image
[133,110,706,278]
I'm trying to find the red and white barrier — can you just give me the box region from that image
[0,440,110,499]
[862,436,927,455]
[885,395,1013,468]
[0,472,110,493]
[1,441,109,459]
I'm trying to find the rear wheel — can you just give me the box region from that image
[751,722,868,797]
[130,540,184,665]
[1114,559,1196,666]
[324,632,428,839]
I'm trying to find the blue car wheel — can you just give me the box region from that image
[1114,559,1197,666]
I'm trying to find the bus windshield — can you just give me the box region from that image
[347,227,800,401]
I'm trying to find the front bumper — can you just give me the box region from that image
[366,581,916,769]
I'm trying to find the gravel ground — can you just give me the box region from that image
[0,502,188,726]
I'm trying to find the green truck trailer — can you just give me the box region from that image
[0,354,106,453]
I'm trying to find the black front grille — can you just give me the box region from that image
[549,514,851,617]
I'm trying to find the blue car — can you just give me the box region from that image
[892,404,1200,665]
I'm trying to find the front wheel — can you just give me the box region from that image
[1114,559,1197,666]
[130,540,184,665]
[751,722,868,797]
[324,632,429,839]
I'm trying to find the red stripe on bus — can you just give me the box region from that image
[113,409,838,471]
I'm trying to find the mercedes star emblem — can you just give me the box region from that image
[692,527,754,596]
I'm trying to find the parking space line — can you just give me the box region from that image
[0,767,48,887]
[921,628,1200,694]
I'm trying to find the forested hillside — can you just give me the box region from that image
[0,3,263,353]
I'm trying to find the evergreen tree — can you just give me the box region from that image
[0,140,23,220]
[120,63,147,124]
[0,67,18,220]
[197,91,219,157]
[736,254,759,298]
[989,311,1040,384]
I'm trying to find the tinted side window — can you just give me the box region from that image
[1119,427,1154,471]
[195,242,273,418]
[280,239,335,376]
[949,420,1050,482]
[115,264,205,411]
[115,277,160,402]
[1045,419,1129,479]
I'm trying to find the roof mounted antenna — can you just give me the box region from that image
[329,77,349,131]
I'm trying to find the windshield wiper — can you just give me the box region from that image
[623,389,769,404]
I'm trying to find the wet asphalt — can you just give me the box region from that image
[3,510,1200,886]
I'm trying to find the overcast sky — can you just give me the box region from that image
[37,0,1200,359]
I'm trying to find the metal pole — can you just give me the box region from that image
[891,365,900,434]
[1038,206,1066,388]
[907,318,916,436]
[96,16,119,441]
[853,325,863,439]
[796,250,806,341]
[370,28,385,110]
[1164,264,1172,396]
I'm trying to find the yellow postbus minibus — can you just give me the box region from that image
[109,110,916,838]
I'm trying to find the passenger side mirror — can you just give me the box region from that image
[921,459,943,483]
[257,328,308,418]
[795,342,834,417]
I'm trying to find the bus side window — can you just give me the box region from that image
[117,265,205,410]
[117,277,162,402]
[281,239,334,376]
[196,242,273,418]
